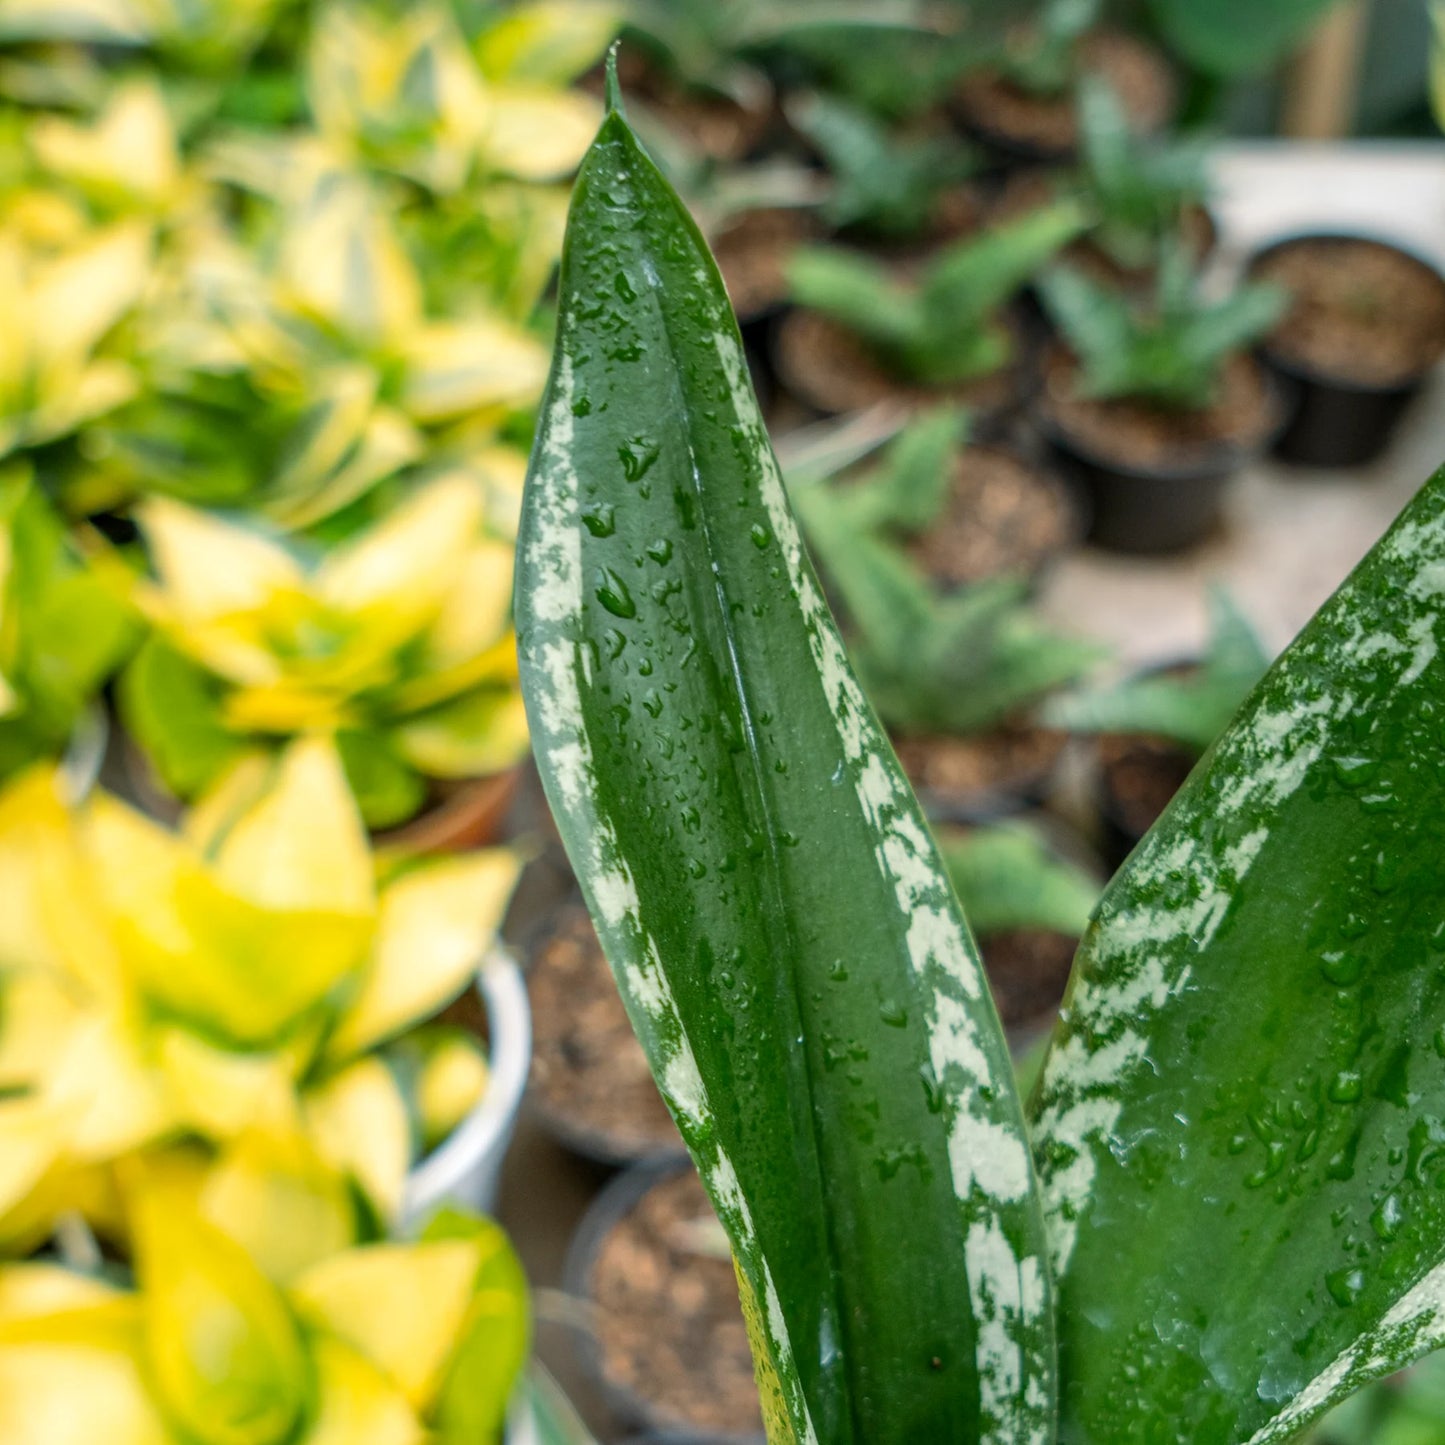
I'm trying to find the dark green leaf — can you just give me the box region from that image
[1030,470,1445,1443]
[516,86,1054,1445]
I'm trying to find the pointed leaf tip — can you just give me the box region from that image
[604,42,626,118]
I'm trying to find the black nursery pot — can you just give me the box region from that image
[1247,233,1445,469]
[1038,374,1288,554]
[1038,427,1236,554]
[1263,361,1417,469]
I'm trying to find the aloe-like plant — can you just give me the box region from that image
[1040,247,1287,409]
[1044,584,1270,754]
[787,92,977,240]
[789,200,1086,385]
[518,67,1445,1445]
[988,0,1101,97]
[1075,74,1211,272]
[803,502,1100,737]
[938,821,1099,942]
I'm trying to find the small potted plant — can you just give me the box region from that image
[951,0,1175,167]
[1070,74,1215,283]
[1248,232,1445,467]
[567,1162,765,1443]
[785,91,984,255]
[117,477,531,843]
[0,736,527,1239]
[796,492,1101,816]
[777,199,1086,419]
[0,1156,533,1444]
[1036,249,1289,551]
[1042,585,1270,863]
[799,403,1081,589]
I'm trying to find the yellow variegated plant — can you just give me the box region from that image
[0,219,151,459]
[119,469,529,825]
[0,737,519,1244]
[0,1187,528,1445]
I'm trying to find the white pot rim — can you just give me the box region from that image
[402,943,531,1222]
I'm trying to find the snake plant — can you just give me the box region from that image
[518,65,1445,1445]
[1040,246,1287,410]
[788,200,1086,385]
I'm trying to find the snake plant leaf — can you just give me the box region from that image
[1031,468,1445,1444]
[516,75,1053,1445]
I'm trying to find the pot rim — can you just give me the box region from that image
[563,1160,767,1445]
[1036,353,1290,484]
[1245,229,1445,396]
[402,943,532,1224]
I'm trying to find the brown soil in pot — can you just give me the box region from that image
[1040,348,1279,473]
[590,1170,764,1438]
[982,929,1077,1029]
[528,903,682,1161]
[1098,732,1196,841]
[1252,236,1445,388]
[713,208,818,323]
[893,726,1066,808]
[955,31,1175,159]
[775,308,1024,421]
[903,447,1078,588]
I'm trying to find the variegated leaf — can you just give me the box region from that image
[515,69,1053,1445]
[1032,468,1445,1443]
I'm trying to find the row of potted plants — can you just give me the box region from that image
[636,0,1445,554]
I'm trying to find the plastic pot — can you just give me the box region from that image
[376,765,522,854]
[565,1163,766,1445]
[1038,368,1288,554]
[403,945,532,1224]
[1247,233,1445,469]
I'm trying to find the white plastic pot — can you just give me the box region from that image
[402,945,531,1224]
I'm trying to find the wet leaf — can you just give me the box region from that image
[516,71,1053,1445]
[1032,469,1445,1443]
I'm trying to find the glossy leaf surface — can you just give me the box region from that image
[1031,470,1445,1443]
[516,83,1053,1445]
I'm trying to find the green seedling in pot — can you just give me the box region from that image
[787,92,978,241]
[1075,74,1212,273]
[798,492,1100,738]
[1043,583,1270,755]
[517,61,1445,1445]
[1040,244,1287,409]
[789,199,1086,385]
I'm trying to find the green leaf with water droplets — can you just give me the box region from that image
[515,78,1054,1445]
[1031,468,1445,1444]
